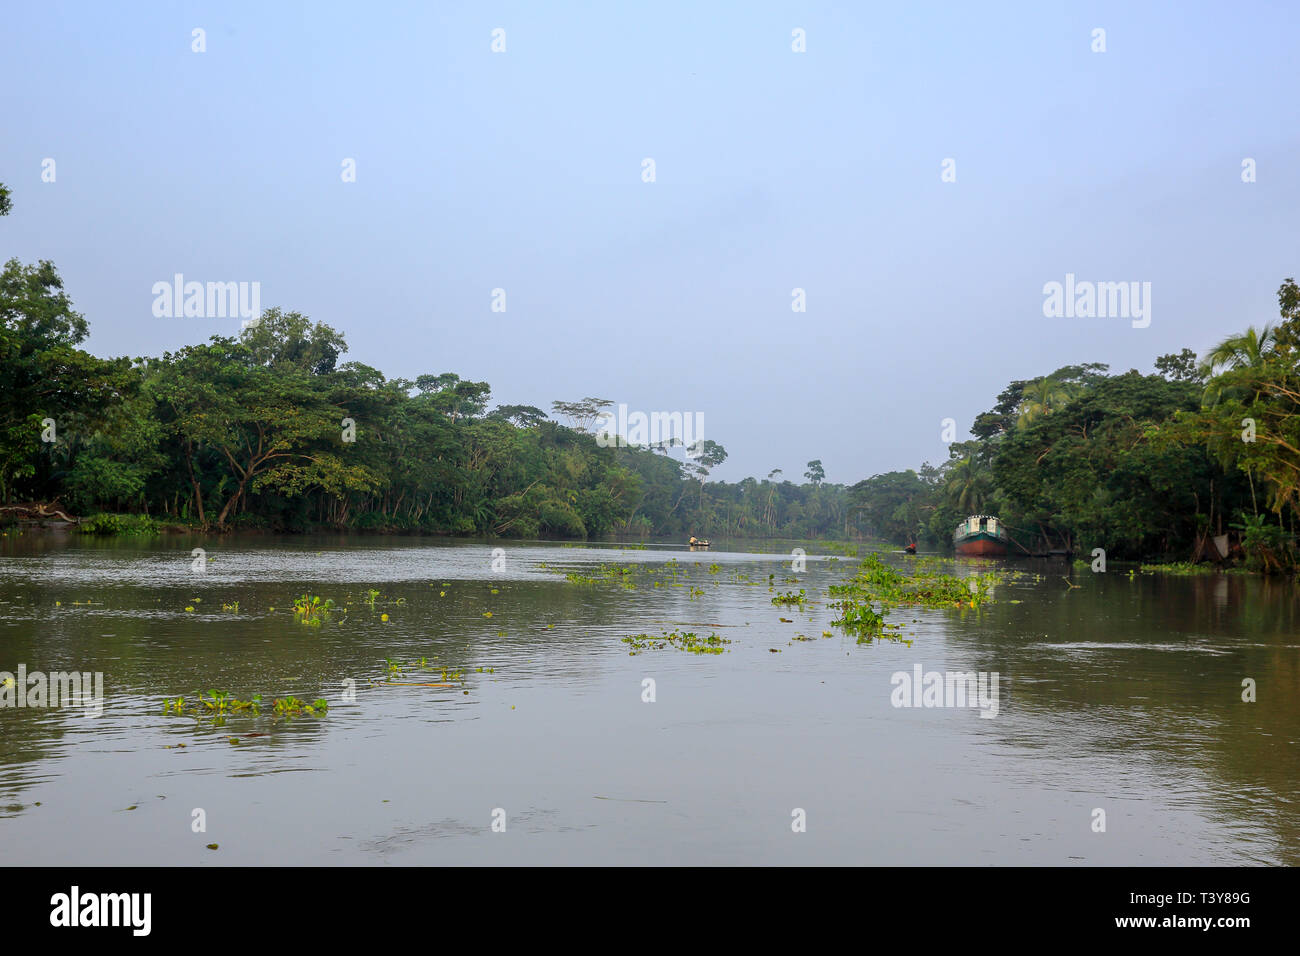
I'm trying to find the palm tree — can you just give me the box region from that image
[1201,324,1276,375]
[1201,324,1276,405]
[943,457,991,514]
[1016,377,1075,429]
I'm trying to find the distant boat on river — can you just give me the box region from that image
[953,515,1008,557]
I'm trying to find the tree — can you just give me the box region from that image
[1201,325,1279,407]
[489,404,549,428]
[1016,376,1076,428]
[1201,325,1276,375]
[0,258,120,502]
[804,459,825,485]
[550,397,613,433]
[848,470,930,544]
[684,439,728,517]
[241,307,347,376]
[1154,348,1203,383]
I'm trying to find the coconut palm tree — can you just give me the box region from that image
[1016,377,1075,429]
[943,456,992,514]
[1201,324,1276,375]
[1201,324,1277,405]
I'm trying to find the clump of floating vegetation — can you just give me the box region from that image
[820,542,860,558]
[828,553,995,643]
[771,589,808,609]
[163,690,259,716]
[832,553,994,608]
[292,594,335,625]
[162,689,328,723]
[380,657,467,685]
[831,599,890,640]
[561,563,641,588]
[621,629,731,655]
[357,589,405,609]
[272,696,328,716]
[556,558,729,592]
[1138,561,1216,575]
[913,555,957,574]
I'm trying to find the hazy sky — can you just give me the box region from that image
[4,1,1298,483]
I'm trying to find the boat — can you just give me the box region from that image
[953,515,1007,557]
[688,536,711,548]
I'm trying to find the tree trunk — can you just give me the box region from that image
[215,477,248,529]
[184,440,206,526]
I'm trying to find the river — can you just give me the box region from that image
[0,534,1296,864]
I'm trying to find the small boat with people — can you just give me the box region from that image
[688,536,711,549]
[953,514,1008,557]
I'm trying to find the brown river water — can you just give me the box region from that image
[0,534,1296,865]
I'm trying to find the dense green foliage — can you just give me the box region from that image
[7,180,1300,565]
[2,296,864,537]
[0,181,862,539]
[848,281,1300,570]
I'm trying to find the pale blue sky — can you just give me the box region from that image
[3,1,1298,481]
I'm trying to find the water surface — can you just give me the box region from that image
[1,534,1296,865]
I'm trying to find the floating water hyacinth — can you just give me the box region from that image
[161,690,332,724]
[622,629,730,656]
[273,696,329,716]
[771,589,807,609]
[292,594,334,625]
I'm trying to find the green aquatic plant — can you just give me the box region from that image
[272,696,328,716]
[821,542,859,558]
[621,629,731,655]
[75,513,160,536]
[831,599,888,641]
[1139,561,1215,575]
[162,691,264,719]
[771,589,808,609]
[913,556,956,574]
[378,657,468,684]
[292,594,335,625]
[827,553,997,642]
[830,553,995,610]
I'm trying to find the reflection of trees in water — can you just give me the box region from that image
[943,572,1300,863]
